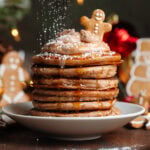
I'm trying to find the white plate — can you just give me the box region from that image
[2,102,144,141]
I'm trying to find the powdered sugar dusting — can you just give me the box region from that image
[41,29,111,55]
[37,51,114,59]
[37,0,71,47]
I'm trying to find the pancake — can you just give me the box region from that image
[32,99,116,111]
[32,52,121,67]
[33,78,118,90]
[31,29,121,117]
[30,107,120,117]
[32,88,119,99]
[32,65,117,78]
[32,95,115,102]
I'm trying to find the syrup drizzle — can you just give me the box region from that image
[73,102,81,111]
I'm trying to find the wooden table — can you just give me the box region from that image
[0,124,149,150]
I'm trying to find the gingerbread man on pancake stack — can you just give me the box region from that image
[0,51,30,107]
[80,9,112,41]
[31,9,122,117]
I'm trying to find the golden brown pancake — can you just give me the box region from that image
[31,107,120,117]
[32,99,116,111]
[33,78,118,90]
[32,88,119,98]
[32,52,121,67]
[32,65,117,79]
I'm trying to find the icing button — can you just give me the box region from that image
[94,26,99,30]
[94,30,98,33]
[10,81,15,86]
[10,87,15,92]
[10,76,15,80]
[95,23,99,27]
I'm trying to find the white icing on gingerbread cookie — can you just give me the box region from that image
[126,38,150,97]
[0,51,30,107]
[80,9,112,41]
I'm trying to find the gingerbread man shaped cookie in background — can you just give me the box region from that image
[0,51,30,108]
[80,9,112,41]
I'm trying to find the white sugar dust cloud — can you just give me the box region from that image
[37,0,71,48]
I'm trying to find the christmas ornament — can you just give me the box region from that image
[0,77,3,99]
[11,28,20,41]
[122,96,135,103]
[104,14,138,58]
[104,27,138,58]
[104,14,138,86]
[76,0,84,5]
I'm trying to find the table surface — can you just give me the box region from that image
[0,124,150,150]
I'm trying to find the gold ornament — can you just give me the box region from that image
[76,0,84,5]
[29,80,33,87]
[0,78,3,99]
[11,28,21,42]
[106,13,119,25]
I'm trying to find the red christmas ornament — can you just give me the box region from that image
[122,96,135,103]
[104,27,138,58]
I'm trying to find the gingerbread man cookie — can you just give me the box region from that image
[126,38,150,97]
[80,9,112,41]
[0,51,30,108]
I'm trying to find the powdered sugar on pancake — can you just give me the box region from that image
[33,29,121,67]
[38,51,115,57]
[41,29,111,55]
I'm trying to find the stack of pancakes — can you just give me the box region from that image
[31,29,122,117]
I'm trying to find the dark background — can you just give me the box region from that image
[1,0,150,71]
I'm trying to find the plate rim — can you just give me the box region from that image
[2,102,145,120]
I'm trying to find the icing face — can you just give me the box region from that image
[2,51,22,66]
[10,64,18,70]
[8,58,20,65]
[137,53,150,64]
[92,9,105,22]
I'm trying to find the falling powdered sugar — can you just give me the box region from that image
[36,0,72,47]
